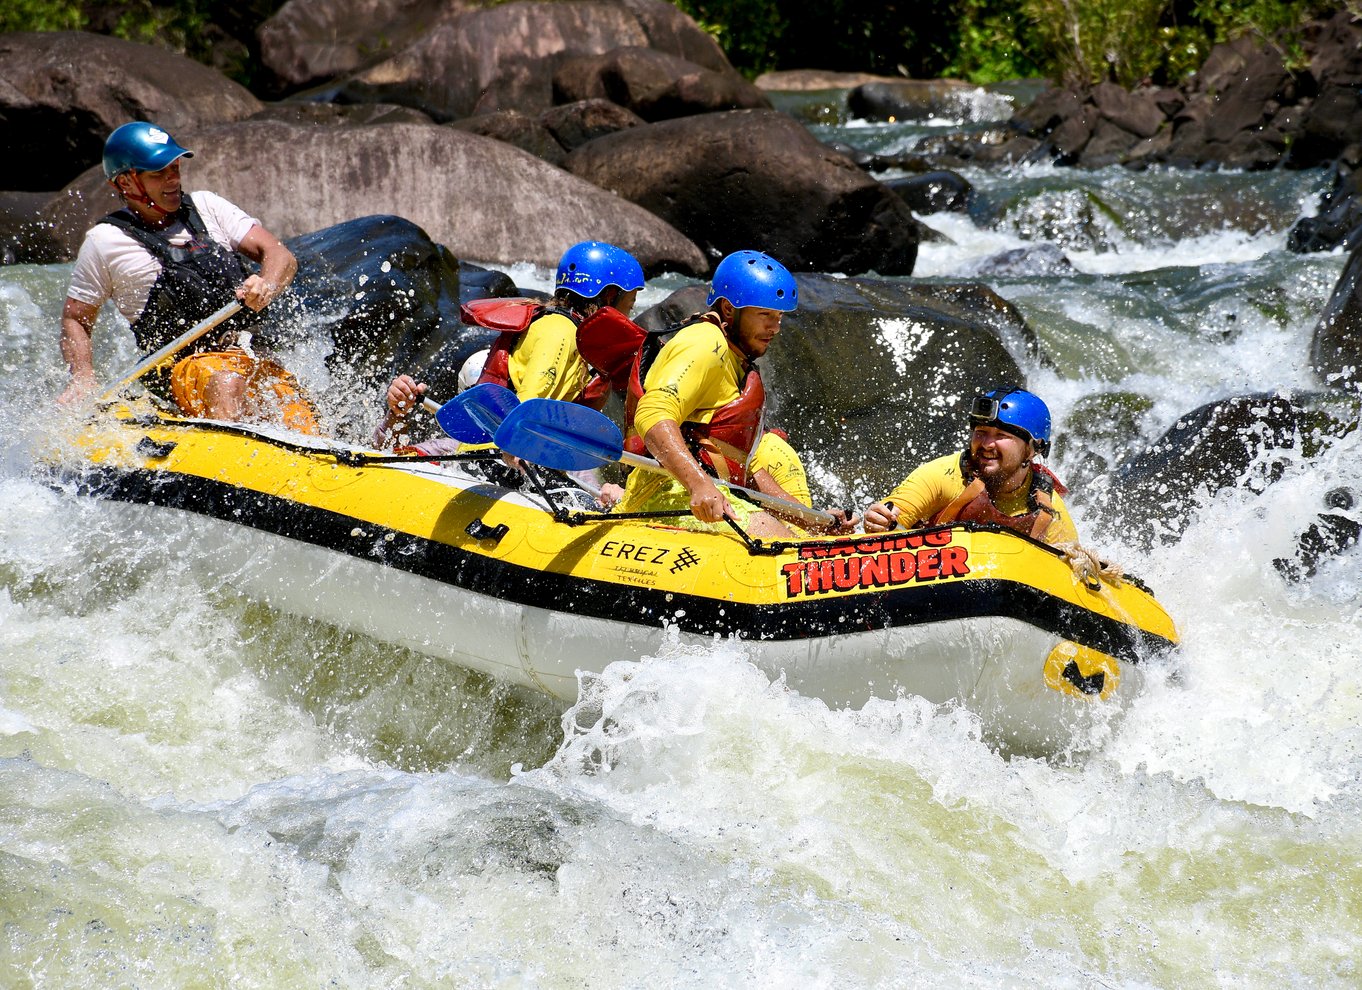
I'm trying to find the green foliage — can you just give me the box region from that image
[1021,0,1172,87]
[666,0,1346,88]
[1189,0,1346,69]
[0,0,85,33]
[670,0,788,76]
[943,0,1044,83]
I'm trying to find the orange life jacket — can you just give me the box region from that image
[622,313,767,486]
[928,452,1062,540]
[461,297,608,409]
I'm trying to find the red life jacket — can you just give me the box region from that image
[623,314,767,486]
[461,297,608,409]
[928,452,1062,540]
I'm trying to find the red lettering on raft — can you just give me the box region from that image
[781,544,971,597]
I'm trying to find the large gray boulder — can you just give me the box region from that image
[0,31,264,191]
[258,0,465,93]
[261,0,732,97]
[41,119,707,276]
[321,0,734,121]
[552,46,770,121]
[563,109,925,276]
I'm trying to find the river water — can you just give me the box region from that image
[2,99,1360,988]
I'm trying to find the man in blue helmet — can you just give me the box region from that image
[57,121,314,431]
[612,249,854,536]
[862,387,1078,544]
[377,240,645,446]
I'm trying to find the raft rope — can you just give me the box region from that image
[1053,541,1125,589]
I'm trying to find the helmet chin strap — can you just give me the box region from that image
[715,300,755,356]
[114,173,175,222]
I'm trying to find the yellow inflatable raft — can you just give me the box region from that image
[46,405,1179,754]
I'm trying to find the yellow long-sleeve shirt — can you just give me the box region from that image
[631,319,745,440]
[619,318,810,512]
[507,311,589,402]
[883,452,1078,544]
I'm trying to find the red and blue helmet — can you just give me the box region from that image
[706,250,798,312]
[555,241,645,300]
[969,388,1052,455]
[103,122,193,180]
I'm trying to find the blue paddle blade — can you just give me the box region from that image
[435,383,520,442]
[494,399,625,471]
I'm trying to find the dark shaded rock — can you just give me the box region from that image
[1081,393,1311,545]
[999,11,1359,170]
[1091,82,1163,139]
[1081,119,1140,166]
[883,171,973,214]
[258,0,461,93]
[1291,82,1362,168]
[447,110,567,167]
[972,244,1075,278]
[268,214,512,435]
[1048,109,1097,161]
[1011,87,1085,136]
[540,99,645,152]
[847,79,984,122]
[41,119,707,276]
[1312,237,1362,391]
[1288,165,1362,254]
[611,0,733,74]
[1273,487,1361,582]
[635,274,1041,499]
[1192,41,1290,144]
[552,46,769,121]
[0,31,263,191]
[328,0,731,122]
[912,130,1045,168]
[563,109,924,276]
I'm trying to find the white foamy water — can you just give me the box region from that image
[2,153,1360,987]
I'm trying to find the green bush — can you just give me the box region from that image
[1022,0,1171,86]
[0,0,84,32]
[668,0,1351,87]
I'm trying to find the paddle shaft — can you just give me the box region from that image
[619,449,835,526]
[99,300,244,402]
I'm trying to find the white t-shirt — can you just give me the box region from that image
[67,191,259,322]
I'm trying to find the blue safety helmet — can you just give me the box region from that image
[706,250,798,312]
[969,387,1052,455]
[102,122,193,180]
[555,241,645,299]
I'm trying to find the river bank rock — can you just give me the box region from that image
[964,10,1362,171]
[0,31,264,192]
[563,109,925,276]
[40,119,707,277]
[636,274,1040,499]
